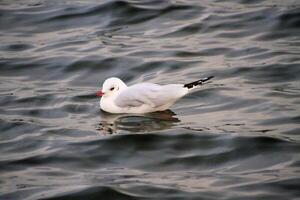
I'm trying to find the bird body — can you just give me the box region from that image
[97,76,213,114]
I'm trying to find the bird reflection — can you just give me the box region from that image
[97,110,180,134]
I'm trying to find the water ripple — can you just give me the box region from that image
[1,0,300,199]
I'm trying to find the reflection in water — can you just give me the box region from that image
[97,110,180,134]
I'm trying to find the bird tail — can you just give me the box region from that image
[184,76,214,89]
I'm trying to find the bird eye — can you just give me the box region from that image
[110,87,115,91]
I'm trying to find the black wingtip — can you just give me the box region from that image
[184,76,214,89]
[204,76,214,82]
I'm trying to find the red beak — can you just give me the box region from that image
[96,90,105,97]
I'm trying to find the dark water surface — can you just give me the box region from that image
[1,0,300,199]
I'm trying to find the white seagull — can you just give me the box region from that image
[96,76,214,114]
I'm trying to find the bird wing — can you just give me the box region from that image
[114,83,187,108]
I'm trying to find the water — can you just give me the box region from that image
[1,0,300,199]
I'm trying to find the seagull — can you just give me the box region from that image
[96,76,214,114]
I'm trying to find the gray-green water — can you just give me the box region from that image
[1,0,300,199]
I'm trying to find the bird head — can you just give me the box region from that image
[97,77,127,97]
